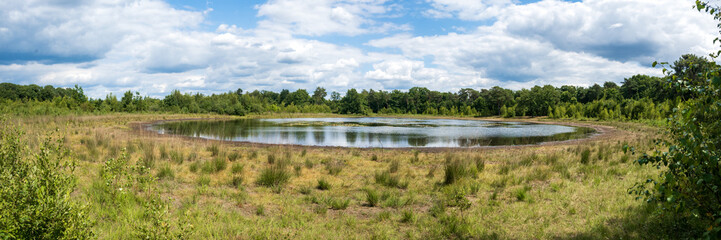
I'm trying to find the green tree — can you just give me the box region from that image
[630,2,721,237]
[312,87,327,105]
[339,89,367,114]
[0,122,93,239]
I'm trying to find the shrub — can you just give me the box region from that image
[267,154,276,164]
[0,126,94,239]
[371,154,378,161]
[630,12,721,235]
[133,197,191,239]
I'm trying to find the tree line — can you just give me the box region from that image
[0,54,713,121]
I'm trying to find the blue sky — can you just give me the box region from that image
[0,0,717,98]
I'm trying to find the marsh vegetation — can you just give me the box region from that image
[0,113,695,239]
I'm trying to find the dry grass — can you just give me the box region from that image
[6,113,681,239]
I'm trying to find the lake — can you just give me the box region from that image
[150,117,595,148]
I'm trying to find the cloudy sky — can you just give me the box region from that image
[0,0,718,98]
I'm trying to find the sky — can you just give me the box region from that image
[0,0,718,98]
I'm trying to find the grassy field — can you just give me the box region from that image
[6,113,688,239]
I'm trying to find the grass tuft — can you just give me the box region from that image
[256,164,291,188]
[316,178,331,190]
[156,164,174,180]
[580,148,591,164]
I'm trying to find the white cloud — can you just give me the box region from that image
[425,0,512,20]
[498,0,717,62]
[255,0,407,36]
[0,0,717,99]
[0,0,204,62]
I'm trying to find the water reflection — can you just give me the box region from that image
[151,117,595,148]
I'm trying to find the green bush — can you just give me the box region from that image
[631,6,721,235]
[0,124,93,239]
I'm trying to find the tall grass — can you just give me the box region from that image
[316,178,331,190]
[156,165,174,180]
[374,171,408,189]
[256,163,291,188]
[443,155,476,185]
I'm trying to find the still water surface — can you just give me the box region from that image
[151,118,595,148]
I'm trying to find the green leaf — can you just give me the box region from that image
[712,76,721,87]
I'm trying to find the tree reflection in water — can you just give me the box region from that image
[151,118,594,148]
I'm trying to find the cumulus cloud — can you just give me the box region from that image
[255,0,408,36]
[498,0,717,63]
[369,0,716,89]
[424,0,512,20]
[0,0,203,64]
[0,0,716,98]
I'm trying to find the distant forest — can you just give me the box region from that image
[0,54,713,121]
